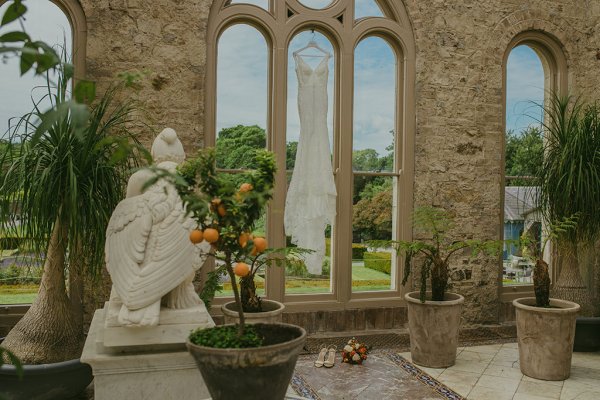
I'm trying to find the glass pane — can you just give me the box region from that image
[352,36,397,292]
[353,37,396,172]
[503,45,544,286]
[216,24,268,170]
[298,0,335,9]
[228,0,269,10]
[0,1,72,305]
[352,175,395,292]
[215,24,268,298]
[0,2,72,137]
[285,31,336,294]
[355,0,384,19]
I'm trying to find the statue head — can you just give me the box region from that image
[151,128,185,165]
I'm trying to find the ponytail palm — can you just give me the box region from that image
[537,94,600,315]
[0,64,144,363]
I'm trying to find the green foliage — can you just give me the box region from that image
[189,324,263,349]
[0,263,42,285]
[353,188,392,240]
[505,126,543,185]
[216,125,267,169]
[370,206,502,302]
[352,243,367,260]
[0,55,146,279]
[363,252,391,274]
[536,94,600,246]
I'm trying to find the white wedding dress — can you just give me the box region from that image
[284,54,337,275]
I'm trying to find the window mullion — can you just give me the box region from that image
[265,42,288,302]
[335,41,354,304]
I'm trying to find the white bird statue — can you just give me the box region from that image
[105,128,209,327]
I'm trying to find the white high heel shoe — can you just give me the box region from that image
[323,345,337,368]
[314,345,328,367]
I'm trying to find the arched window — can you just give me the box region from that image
[0,0,86,305]
[207,0,415,311]
[501,32,567,291]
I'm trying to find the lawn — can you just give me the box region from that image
[216,262,391,296]
[0,284,38,304]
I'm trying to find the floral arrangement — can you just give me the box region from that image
[342,337,368,365]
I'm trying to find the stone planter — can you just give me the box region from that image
[186,323,306,400]
[405,291,464,368]
[221,299,285,325]
[513,297,580,381]
[574,317,600,352]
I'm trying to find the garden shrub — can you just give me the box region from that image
[352,244,367,260]
[364,252,392,275]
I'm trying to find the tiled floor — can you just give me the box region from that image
[399,344,600,400]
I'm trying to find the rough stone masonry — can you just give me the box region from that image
[76,0,600,326]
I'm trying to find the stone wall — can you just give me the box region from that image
[76,0,600,325]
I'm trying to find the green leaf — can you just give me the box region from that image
[0,31,29,42]
[0,1,27,27]
[19,43,36,75]
[63,63,74,80]
[74,80,96,104]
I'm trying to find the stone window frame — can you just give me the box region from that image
[499,30,568,301]
[205,0,416,312]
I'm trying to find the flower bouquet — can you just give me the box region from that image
[341,337,368,365]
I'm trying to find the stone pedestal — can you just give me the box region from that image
[82,303,215,400]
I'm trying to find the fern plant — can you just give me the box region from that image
[372,206,501,302]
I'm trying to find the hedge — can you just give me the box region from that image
[363,252,391,275]
[352,244,367,260]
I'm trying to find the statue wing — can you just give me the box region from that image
[105,181,208,310]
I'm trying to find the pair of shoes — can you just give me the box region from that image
[314,345,337,368]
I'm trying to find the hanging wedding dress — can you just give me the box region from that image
[284,53,337,275]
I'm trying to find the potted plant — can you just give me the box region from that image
[375,206,499,368]
[0,10,146,396]
[155,148,306,400]
[200,241,308,324]
[513,216,581,380]
[535,94,600,349]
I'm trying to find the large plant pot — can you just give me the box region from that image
[513,297,580,380]
[221,299,285,324]
[574,317,600,352]
[405,291,464,368]
[187,323,306,400]
[0,358,93,400]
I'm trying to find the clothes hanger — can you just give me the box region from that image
[293,30,332,58]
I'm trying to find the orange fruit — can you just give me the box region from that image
[239,232,250,248]
[234,262,250,277]
[252,237,267,254]
[203,228,220,243]
[217,204,226,217]
[189,229,204,244]
[239,183,253,193]
[211,197,222,205]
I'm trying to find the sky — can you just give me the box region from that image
[1,0,544,151]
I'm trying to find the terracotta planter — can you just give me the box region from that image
[513,297,580,380]
[405,291,464,368]
[221,299,284,325]
[187,323,306,400]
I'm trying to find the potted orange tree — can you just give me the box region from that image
[373,206,500,368]
[152,148,306,400]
